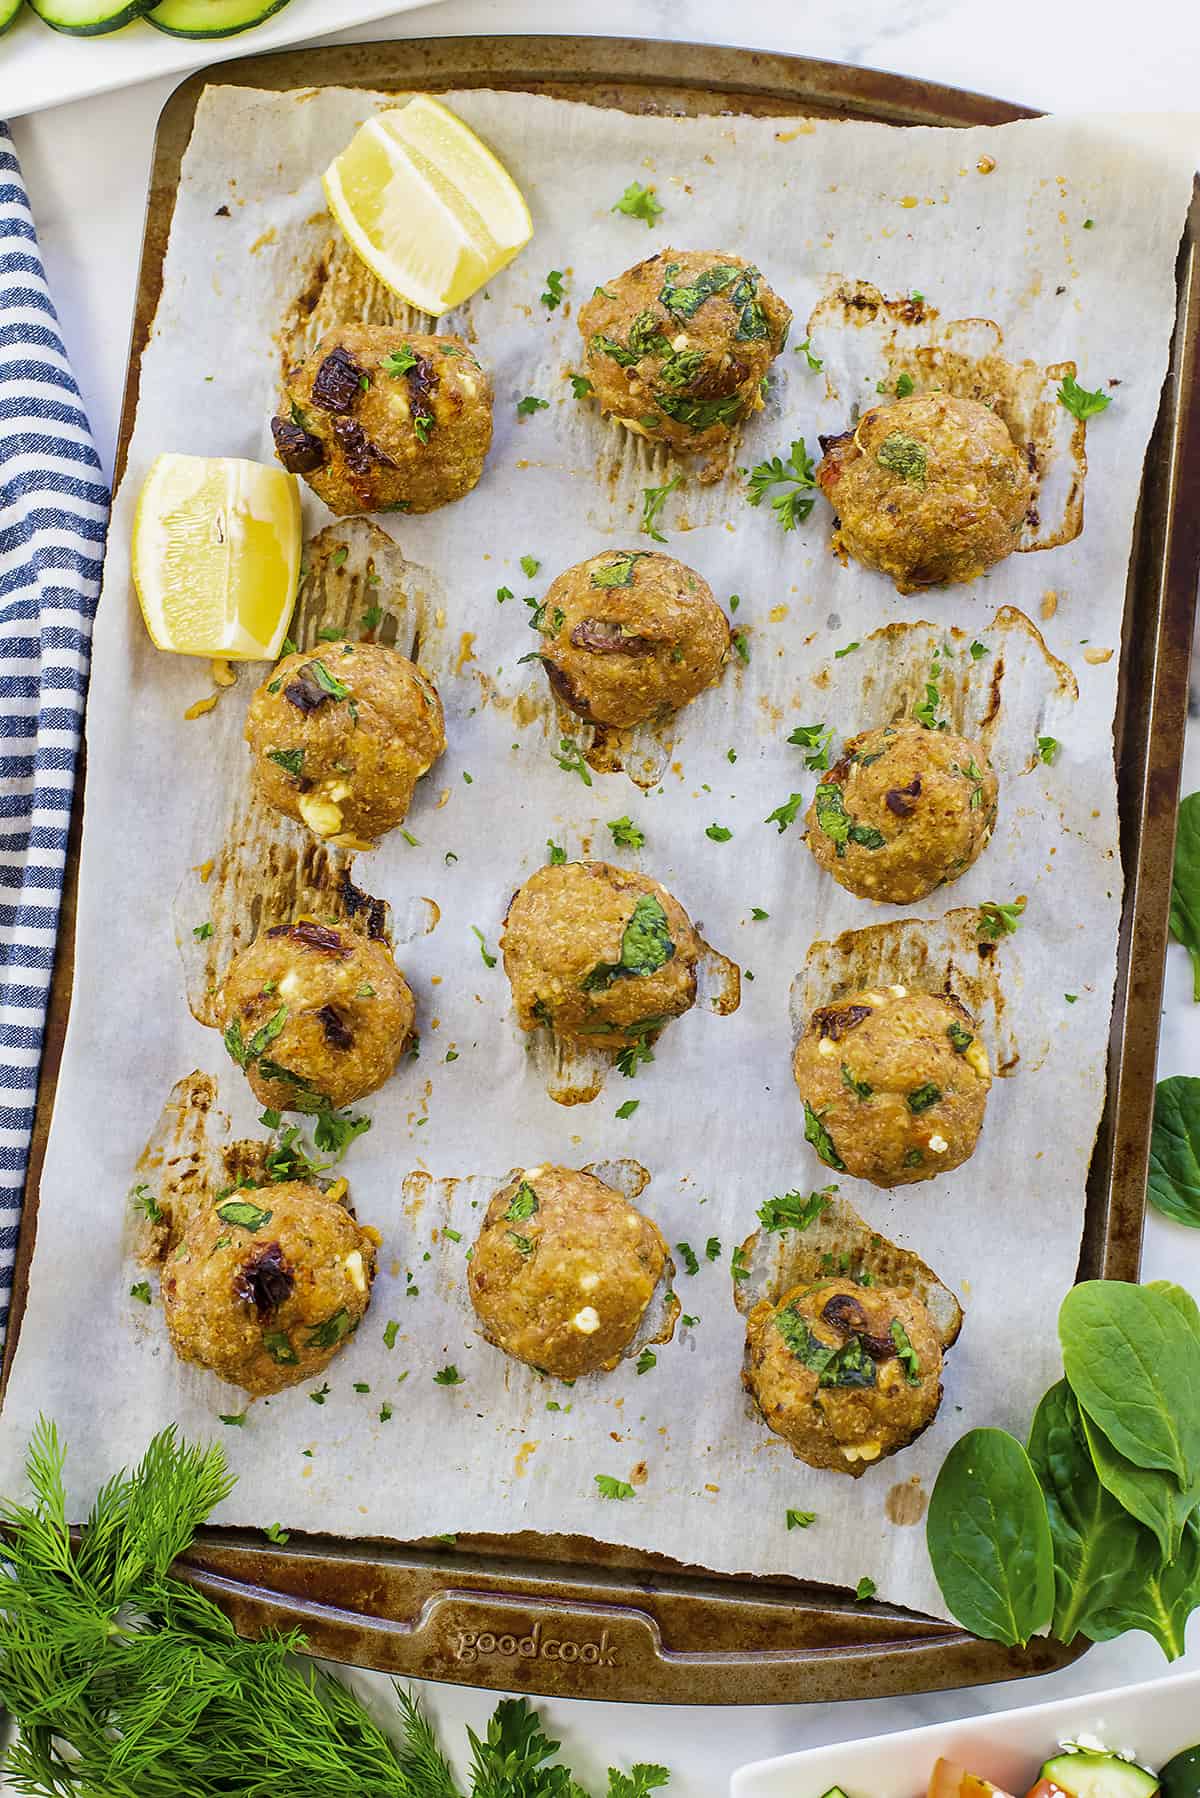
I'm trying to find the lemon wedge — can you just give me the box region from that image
[323,94,533,316]
[131,454,301,661]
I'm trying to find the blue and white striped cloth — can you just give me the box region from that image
[0,124,108,1336]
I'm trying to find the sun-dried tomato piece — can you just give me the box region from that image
[812,1003,873,1041]
[235,1242,294,1317]
[266,920,348,956]
[311,345,365,414]
[270,416,325,473]
[332,415,396,475]
[569,618,659,656]
[318,1004,354,1050]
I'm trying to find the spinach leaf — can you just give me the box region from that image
[774,1309,877,1388]
[658,261,742,317]
[653,391,746,431]
[1085,1512,1200,1661]
[1059,1279,1200,1486]
[1080,1405,1200,1564]
[803,1101,845,1172]
[1028,1380,1160,1641]
[582,896,674,992]
[1169,791,1200,999]
[926,1428,1054,1647]
[1148,1075,1200,1228]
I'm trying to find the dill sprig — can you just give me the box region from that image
[0,1420,671,1798]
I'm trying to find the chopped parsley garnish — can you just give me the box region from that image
[947,1020,974,1053]
[516,395,549,418]
[675,1241,699,1276]
[750,906,769,920]
[746,438,817,530]
[383,1320,400,1350]
[804,1102,845,1171]
[547,839,567,864]
[591,550,647,589]
[913,679,944,730]
[553,737,592,785]
[834,640,860,659]
[1065,992,1079,1004]
[382,345,419,377]
[608,816,646,849]
[612,181,664,226]
[732,630,750,664]
[433,1365,465,1386]
[758,1187,833,1233]
[379,1403,394,1423]
[969,639,990,661]
[219,1413,245,1427]
[788,722,834,770]
[1037,735,1061,764]
[907,1083,942,1114]
[360,603,383,633]
[569,373,594,399]
[786,1509,816,1530]
[595,1474,636,1500]
[641,475,681,543]
[706,823,733,842]
[129,1281,151,1305]
[309,1384,330,1405]
[520,554,540,578]
[979,897,1026,940]
[413,413,434,444]
[876,431,928,485]
[731,1246,750,1283]
[223,1005,288,1070]
[891,1319,922,1384]
[264,1523,290,1545]
[132,1183,163,1223]
[856,1577,877,1602]
[496,585,513,603]
[615,1099,640,1120]
[541,269,565,310]
[796,338,823,370]
[506,1182,539,1221]
[635,1349,657,1375]
[704,1236,722,1262]
[765,793,804,833]
[1058,373,1112,421]
[471,925,497,969]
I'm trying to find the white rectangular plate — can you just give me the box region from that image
[0,0,432,120]
[731,1670,1200,1798]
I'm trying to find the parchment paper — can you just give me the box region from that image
[0,90,1194,1623]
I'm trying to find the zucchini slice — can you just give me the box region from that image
[0,0,23,31]
[146,0,291,35]
[28,0,154,31]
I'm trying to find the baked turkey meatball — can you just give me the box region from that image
[162,1179,377,1397]
[468,1164,675,1378]
[793,985,991,1188]
[806,723,998,904]
[577,249,791,460]
[744,1276,944,1476]
[531,549,730,729]
[218,919,414,1113]
[502,861,702,1048]
[271,325,492,515]
[246,638,445,846]
[815,393,1032,593]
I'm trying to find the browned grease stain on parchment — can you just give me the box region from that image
[807,279,1086,552]
[734,1189,963,1351]
[794,906,1020,1079]
[886,1477,929,1526]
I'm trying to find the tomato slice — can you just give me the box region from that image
[928,1758,1019,1798]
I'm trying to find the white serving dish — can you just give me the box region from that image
[731,1671,1200,1798]
[0,0,432,120]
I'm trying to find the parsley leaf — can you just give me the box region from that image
[641,474,681,542]
[788,722,834,771]
[765,793,804,833]
[516,395,549,418]
[1037,735,1061,764]
[796,337,823,370]
[552,736,592,785]
[706,822,733,842]
[546,839,567,864]
[570,373,594,399]
[1058,372,1112,421]
[676,1241,699,1276]
[129,1281,151,1305]
[612,181,663,227]
[608,816,646,850]
[635,1349,657,1375]
[745,438,817,530]
[856,1576,877,1602]
[978,897,1027,940]
[758,1187,833,1233]
[595,1473,636,1499]
[787,1509,816,1530]
[541,269,565,310]
[616,1099,640,1120]
[382,345,419,377]
[433,1365,465,1386]
[520,554,541,578]
[471,925,497,969]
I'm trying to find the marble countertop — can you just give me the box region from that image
[8,1,1200,1788]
